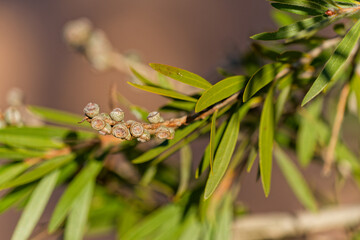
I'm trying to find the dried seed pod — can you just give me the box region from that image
[126,120,136,126]
[110,108,125,122]
[91,116,106,130]
[86,30,112,71]
[155,126,172,140]
[325,9,335,16]
[83,103,100,118]
[99,123,112,135]
[137,129,151,142]
[147,111,162,124]
[130,122,144,137]
[4,107,22,126]
[99,113,111,120]
[112,123,131,140]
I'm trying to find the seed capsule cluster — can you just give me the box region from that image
[83,103,175,142]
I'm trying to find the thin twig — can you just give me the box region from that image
[323,83,350,175]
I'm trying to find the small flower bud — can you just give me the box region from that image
[99,123,112,135]
[137,129,150,142]
[91,116,106,130]
[155,126,173,140]
[110,108,125,122]
[4,107,22,126]
[147,111,162,124]
[84,103,100,118]
[112,123,131,140]
[130,122,144,137]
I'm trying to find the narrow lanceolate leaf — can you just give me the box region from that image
[0,163,29,186]
[195,76,247,112]
[0,147,43,160]
[297,99,323,167]
[350,72,360,121]
[65,181,94,240]
[131,67,157,87]
[271,3,324,16]
[132,120,205,164]
[149,63,212,90]
[128,82,197,102]
[204,104,250,199]
[302,19,360,106]
[48,160,102,233]
[175,145,192,198]
[0,185,35,214]
[259,87,275,197]
[209,110,218,173]
[243,63,285,102]
[275,147,318,211]
[247,147,258,173]
[0,154,75,190]
[251,15,328,40]
[11,170,59,240]
[28,106,89,128]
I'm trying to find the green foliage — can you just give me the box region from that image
[2,0,360,239]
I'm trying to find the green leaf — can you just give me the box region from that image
[175,145,192,199]
[209,110,218,173]
[247,147,258,173]
[130,67,157,87]
[251,15,330,41]
[271,0,329,9]
[149,63,212,90]
[0,162,29,186]
[0,127,94,149]
[271,3,324,16]
[0,185,35,214]
[214,195,233,240]
[0,154,75,190]
[275,146,318,211]
[160,100,196,112]
[351,72,360,121]
[132,120,205,164]
[0,147,44,160]
[48,160,102,233]
[302,19,360,106]
[195,75,247,112]
[259,87,275,197]
[121,205,181,240]
[28,105,89,128]
[128,82,197,102]
[11,170,59,240]
[275,77,292,123]
[243,63,285,102]
[271,9,295,27]
[195,120,227,179]
[65,181,94,240]
[204,103,251,199]
[297,99,323,166]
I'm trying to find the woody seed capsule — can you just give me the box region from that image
[91,116,106,130]
[147,111,162,124]
[83,102,100,118]
[99,123,112,135]
[112,123,131,140]
[137,129,150,142]
[130,122,144,137]
[110,108,125,122]
[155,126,171,140]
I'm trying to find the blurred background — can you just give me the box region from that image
[1,1,360,239]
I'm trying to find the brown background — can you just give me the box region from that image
[0,1,359,239]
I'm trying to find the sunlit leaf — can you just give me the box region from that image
[0,162,29,186]
[195,76,247,112]
[175,145,192,198]
[259,87,275,197]
[351,72,360,121]
[149,63,212,90]
[28,105,89,128]
[11,170,59,240]
[48,160,102,233]
[275,146,318,211]
[0,147,43,160]
[0,154,75,190]
[247,147,258,173]
[302,19,360,106]
[65,181,94,240]
[204,103,252,199]
[0,185,35,214]
[243,63,285,102]
[128,82,197,102]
